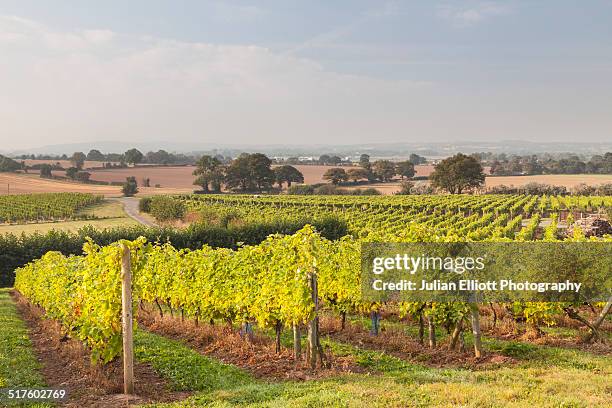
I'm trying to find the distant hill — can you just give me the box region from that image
[4,140,611,159]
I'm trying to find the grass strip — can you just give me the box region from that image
[134,329,254,392]
[0,288,50,407]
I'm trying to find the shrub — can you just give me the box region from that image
[149,196,186,221]
[348,188,381,195]
[0,217,347,287]
[139,197,152,213]
[287,184,315,195]
[39,164,53,178]
[289,184,382,196]
[595,183,612,196]
[313,184,341,195]
[122,176,139,196]
[0,155,22,172]
[487,183,568,195]
[75,171,91,182]
[395,181,414,195]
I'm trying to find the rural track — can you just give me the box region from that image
[110,197,157,227]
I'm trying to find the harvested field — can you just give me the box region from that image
[85,165,339,187]
[4,165,610,197]
[0,173,191,196]
[345,174,612,195]
[85,166,197,189]
[83,164,478,189]
[22,159,112,169]
[0,173,121,195]
[83,164,437,187]
[485,174,612,189]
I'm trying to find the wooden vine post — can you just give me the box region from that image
[121,243,135,395]
[307,270,319,369]
[293,324,301,360]
[469,303,483,358]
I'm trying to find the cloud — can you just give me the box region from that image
[82,29,115,44]
[212,3,265,23]
[2,13,606,149]
[437,2,511,26]
[0,15,432,149]
[286,1,400,56]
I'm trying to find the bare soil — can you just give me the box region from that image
[11,291,190,407]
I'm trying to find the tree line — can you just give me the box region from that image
[482,153,612,175]
[193,153,305,193]
[16,149,199,168]
[321,154,420,185]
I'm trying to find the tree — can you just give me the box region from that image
[39,164,53,178]
[274,165,304,188]
[346,167,370,183]
[122,176,138,196]
[224,153,274,192]
[86,149,105,161]
[75,171,91,182]
[396,181,414,195]
[146,150,172,164]
[328,155,342,165]
[359,154,371,170]
[396,161,415,179]
[409,154,427,165]
[65,167,79,179]
[124,148,144,166]
[193,155,224,193]
[225,154,252,191]
[372,160,396,182]
[323,168,348,185]
[0,155,22,172]
[318,154,331,165]
[106,153,125,163]
[430,153,485,194]
[70,152,86,169]
[249,153,275,191]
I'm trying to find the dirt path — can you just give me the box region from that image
[110,197,157,227]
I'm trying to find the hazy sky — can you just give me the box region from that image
[1,1,611,150]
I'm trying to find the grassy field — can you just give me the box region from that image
[136,318,612,408]
[0,199,139,234]
[0,289,48,405]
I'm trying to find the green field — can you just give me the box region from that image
[0,199,139,234]
[5,193,612,407]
